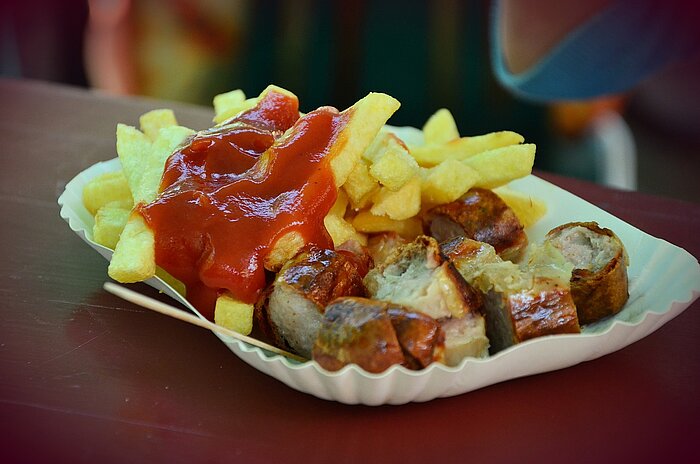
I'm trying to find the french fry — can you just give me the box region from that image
[411,131,525,167]
[368,136,419,191]
[420,160,480,206]
[352,210,423,239]
[342,159,379,209]
[370,175,422,220]
[108,212,156,283]
[330,92,401,187]
[464,143,536,189]
[215,292,254,335]
[329,188,350,217]
[82,170,133,215]
[323,190,368,246]
[138,126,195,203]
[139,109,177,141]
[213,89,247,124]
[493,186,547,228]
[423,108,459,144]
[93,201,132,249]
[325,214,368,247]
[115,123,152,199]
[213,85,298,125]
[264,231,306,272]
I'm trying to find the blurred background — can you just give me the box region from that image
[2,0,698,203]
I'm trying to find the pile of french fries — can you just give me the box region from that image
[82,85,546,338]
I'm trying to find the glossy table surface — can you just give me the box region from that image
[1,78,698,463]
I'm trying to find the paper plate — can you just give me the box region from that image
[59,157,700,405]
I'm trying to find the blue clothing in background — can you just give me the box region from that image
[491,0,700,101]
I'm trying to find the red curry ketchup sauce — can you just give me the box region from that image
[140,91,351,320]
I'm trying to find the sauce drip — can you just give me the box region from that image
[140,91,349,320]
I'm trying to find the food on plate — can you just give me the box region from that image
[492,186,548,228]
[422,108,460,144]
[256,246,370,358]
[313,297,445,373]
[82,170,133,215]
[365,132,419,192]
[440,237,502,285]
[107,113,195,283]
[351,211,424,239]
[419,159,480,206]
[442,236,580,353]
[323,190,369,247]
[108,85,399,322]
[369,175,422,221]
[366,232,409,266]
[80,84,630,372]
[425,187,528,262]
[214,293,255,336]
[92,201,132,249]
[108,213,156,284]
[545,222,629,324]
[364,236,489,364]
[365,236,483,320]
[412,109,525,167]
[342,158,380,211]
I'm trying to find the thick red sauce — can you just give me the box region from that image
[140,91,349,319]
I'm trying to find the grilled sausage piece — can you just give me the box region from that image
[365,236,482,319]
[312,297,445,373]
[440,235,502,277]
[481,275,580,353]
[366,232,409,268]
[545,222,629,325]
[364,235,489,363]
[425,188,528,262]
[256,246,368,358]
[441,236,580,354]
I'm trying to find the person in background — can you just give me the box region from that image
[493,0,699,192]
[492,0,699,138]
[493,0,697,101]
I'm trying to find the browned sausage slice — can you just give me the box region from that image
[545,222,629,325]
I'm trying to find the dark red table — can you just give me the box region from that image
[1,79,698,464]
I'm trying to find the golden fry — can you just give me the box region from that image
[139,126,195,203]
[82,170,133,215]
[352,211,423,239]
[423,108,459,144]
[115,123,152,200]
[265,231,306,272]
[465,143,536,189]
[330,93,401,188]
[370,175,422,220]
[411,131,525,167]
[324,190,368,246]
[420,160,480,206]
[108,212,156,283]
[139,109,177,141]
[93,201,132,249]
[368,139,419,191]
[343,159,379,210]
[213,89,247,124]
[215,292,254,335]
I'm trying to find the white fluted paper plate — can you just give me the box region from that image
[59,157,700,405]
